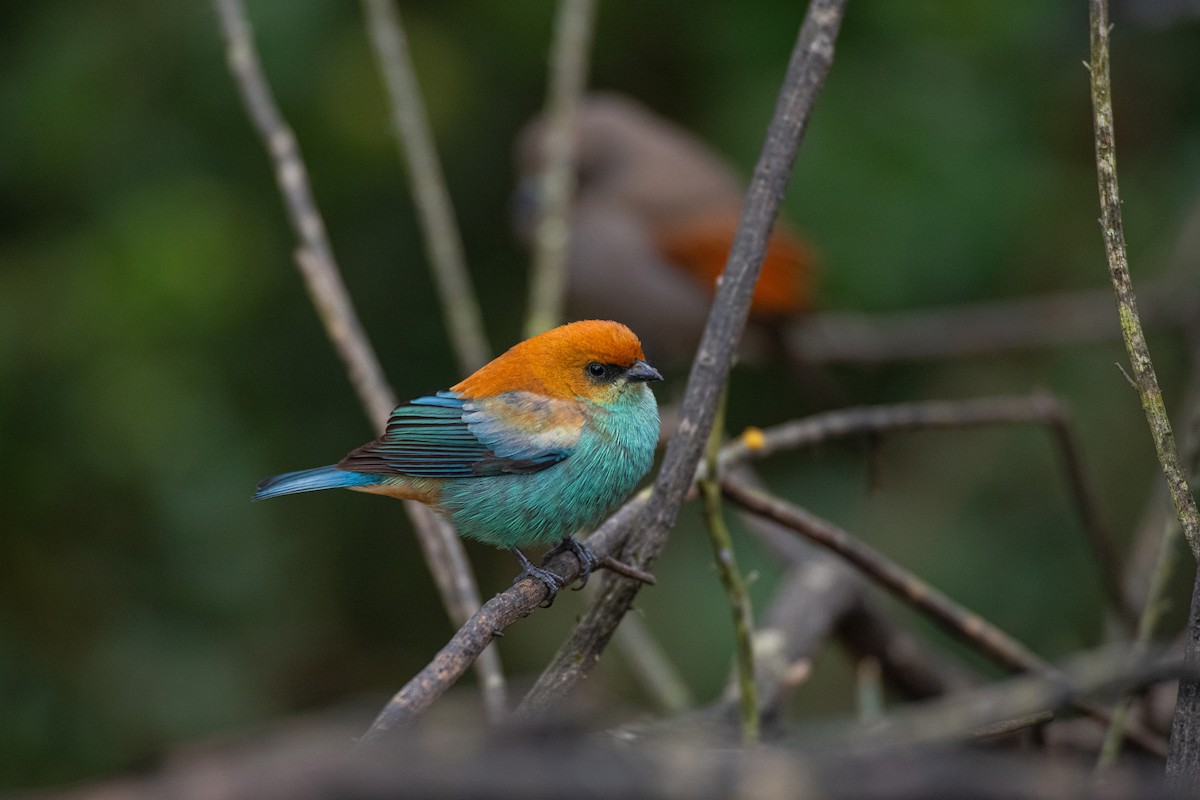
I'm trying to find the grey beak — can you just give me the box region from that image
[627,359,663,382]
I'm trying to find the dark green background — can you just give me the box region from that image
[3,0,1199,789]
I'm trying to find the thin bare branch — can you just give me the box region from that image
[361,0,491,374]
[292,246,396,425]
[721,479,1044,676]
[212,0,503,719]
[517,0,849,718]
[723,394,1134,627]
[523,0,598,337]
[719,477,1166,756]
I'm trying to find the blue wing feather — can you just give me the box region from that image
[337,391,575,478]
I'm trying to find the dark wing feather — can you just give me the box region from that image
[337,392,572,478]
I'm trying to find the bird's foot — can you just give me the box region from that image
[512,548,565,607]
[543,536,599,590]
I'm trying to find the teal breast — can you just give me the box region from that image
[439,387,659,548]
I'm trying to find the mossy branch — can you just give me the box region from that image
[1087,0,1200,562]
[700,390,759,745]
[1087,0,1200,780]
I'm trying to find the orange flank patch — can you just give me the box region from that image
[654,211,814,318]
[454,320,649,402]
[352,478,443,505]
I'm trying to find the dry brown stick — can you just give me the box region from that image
[719,477,1166,756]
[212,0,504,719]
[361,0,491,374]
[787,282,1197,365]
[722,479,1045,675]
[516,0,849,719]
[356,492,650,742]
[523,0,598,337]
[723,393,1135,627]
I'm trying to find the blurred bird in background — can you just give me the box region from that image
[255,320,662,602]
[514,92,818,366]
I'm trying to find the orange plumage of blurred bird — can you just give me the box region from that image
[256,320,662,602]
[515,92,817,363]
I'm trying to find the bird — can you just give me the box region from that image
[255,320,662,603]
[514,92,817,365]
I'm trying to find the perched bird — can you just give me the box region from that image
[515,92,817,364]
[255,320,662,601]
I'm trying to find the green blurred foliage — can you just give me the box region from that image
[2,0,1199,789]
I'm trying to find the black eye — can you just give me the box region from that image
[585,362,624,383]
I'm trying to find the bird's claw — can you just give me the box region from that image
[512,548,566,607]
[543,536,599,590]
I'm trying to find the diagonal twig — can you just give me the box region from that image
[516,0,850,718]
[719,477,1166,756]
[721,479,1050,677]
[212,0,504,720]
[361,0,491,374]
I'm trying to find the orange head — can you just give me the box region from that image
[454,320,662,404]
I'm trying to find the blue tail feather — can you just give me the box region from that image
[254,465,379,501]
